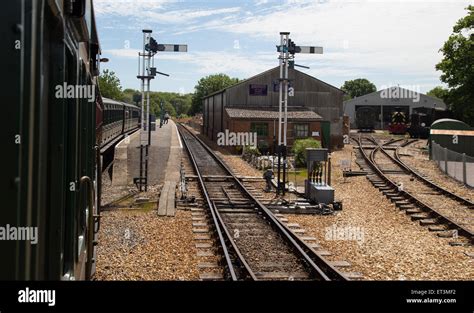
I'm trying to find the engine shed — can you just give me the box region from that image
[202,67,344,151]
[344,86,447,130]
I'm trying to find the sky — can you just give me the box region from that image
[95,0,472,94]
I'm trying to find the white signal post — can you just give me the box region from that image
[136,29,187,191]
[276,32,323,196]
[136,29,154,192]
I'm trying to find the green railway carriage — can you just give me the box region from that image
[1,0,102,280]
[102,98,141,146]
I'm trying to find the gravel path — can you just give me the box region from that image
[285,144,474,280]
[95,209,199,280]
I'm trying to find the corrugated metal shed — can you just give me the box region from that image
[343,87,446,129]
[203,66,344,148]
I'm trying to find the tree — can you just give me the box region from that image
[173,97,192,116]
[190,74,239,114]
[436,5,474,125]
[341,78,377,99]
[98,69,124,100]
[427,86,449,101]
[120,89,193,117]
[122,88,139,104]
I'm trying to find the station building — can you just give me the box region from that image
[202,67,344,152]
[343,86,446,130]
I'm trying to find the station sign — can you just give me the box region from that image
[249,84,268,96]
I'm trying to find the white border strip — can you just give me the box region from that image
[175,122,183,148]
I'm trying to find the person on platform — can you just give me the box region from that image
[164,112,170,124]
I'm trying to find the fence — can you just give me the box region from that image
[431,141,474,187]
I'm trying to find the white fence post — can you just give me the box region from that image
[432,142,436,163]
[444,147,448,173]
[462,153,467,185]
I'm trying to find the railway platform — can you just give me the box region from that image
[112,119,182,215]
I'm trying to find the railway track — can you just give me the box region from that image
[178,124,348,281]
[354,135,474,244]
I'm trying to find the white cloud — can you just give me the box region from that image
[97,0,471,92]
[95,0,241,24]
[176,0,470,88]
[94,0,172,16]
[103,48,141,58]
[142,7,241,24]
[103,48,276,77]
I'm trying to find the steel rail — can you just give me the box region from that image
[367,137,473,208]
[179,126,242,280]
[394,140,474,208]
[357,135,474,243]
[178,124,347,281]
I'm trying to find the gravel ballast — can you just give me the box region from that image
[287,144,474,280]
[95,209,199,280]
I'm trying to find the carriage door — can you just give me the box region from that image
[62,44,89,280]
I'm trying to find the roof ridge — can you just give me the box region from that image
[204,67,343,99]
[225,107,322,120]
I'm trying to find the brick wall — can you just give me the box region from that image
[226,118,322,153]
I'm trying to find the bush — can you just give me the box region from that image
[292,138,322,167]
[242,145,261,160]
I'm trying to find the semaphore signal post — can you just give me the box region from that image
[276,32,323,195]
[136,29,187,191]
